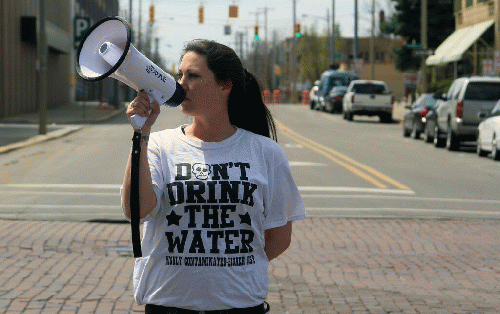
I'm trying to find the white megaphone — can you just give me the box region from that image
[76,17,185,129]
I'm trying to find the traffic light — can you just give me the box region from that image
[149,5,155,22]
[198,5,204,24]
[294,22,301,38]
[254,24,259,40]
[229,5,238,18]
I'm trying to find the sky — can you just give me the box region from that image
[117,0,394,70]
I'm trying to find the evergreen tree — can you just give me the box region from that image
[380,0,455,71]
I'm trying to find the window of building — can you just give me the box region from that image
[465,0,473,7]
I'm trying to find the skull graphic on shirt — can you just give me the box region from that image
[192,163,212,180]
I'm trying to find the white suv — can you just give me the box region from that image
[434,77,500,150]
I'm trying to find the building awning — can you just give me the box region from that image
[426,19,494,66]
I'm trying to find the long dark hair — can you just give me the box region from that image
[182,39,277,141]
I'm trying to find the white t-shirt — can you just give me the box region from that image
[131,126,307,310]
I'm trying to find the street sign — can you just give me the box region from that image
[406,39,421,50]
[74,16,91,49]
[412,49,434,57]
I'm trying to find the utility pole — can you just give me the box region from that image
[370,0,375,79]
[331,0,336,67]
[263,7,274,91]
[37,0,48,135]
[327,8,331,66]
[250,11,261,77]
[291,0,298,103]
[421,0,428,93]
[353,0,358,75]
[129,0,133,41]
[138,0,142,50]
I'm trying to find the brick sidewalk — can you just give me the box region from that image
[1,218,500,314]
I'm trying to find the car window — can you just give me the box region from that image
[463,82,500,101]
[352,83,386,94]
[423,96,437,108]
[326,74,358,90]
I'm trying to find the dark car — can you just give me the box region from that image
[315,70,358,112]
[423,98,445,143]
[324,86,348,113]
[402,93,437,139]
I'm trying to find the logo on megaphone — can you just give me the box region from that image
[76,17,185,129]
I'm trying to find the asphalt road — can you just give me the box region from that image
[0,104,499,221]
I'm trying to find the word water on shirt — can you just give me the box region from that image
[163,162,259,268]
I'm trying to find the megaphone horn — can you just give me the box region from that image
[76,17,185,129]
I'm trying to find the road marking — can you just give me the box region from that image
[0,204,121,210]
[0,190,119,196]
[305,207,500,219]
[289,161,328,167]
[0,183,122,189]
[298,186,415,194]
[275,120,412,191]
[300,193,500,204]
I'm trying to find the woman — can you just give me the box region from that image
[122,39,306,313]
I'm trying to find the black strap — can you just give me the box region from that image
[131,131,142,258]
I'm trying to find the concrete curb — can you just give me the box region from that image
[0,126,83,154]
[0,106,125,155]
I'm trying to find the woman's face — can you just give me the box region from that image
[177,51,231,118]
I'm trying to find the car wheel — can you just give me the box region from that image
[346,111,353,121]
[379,113,392,123]
[446,129,460,151]
[492,136,500,161]
[434,126,446,148]
[403,125,411,137]
[477,137,488,157]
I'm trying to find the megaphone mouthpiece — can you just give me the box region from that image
[76,16,185,129]
[99,42,123,67]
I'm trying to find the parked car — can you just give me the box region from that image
[314,70,358,112]
[422,98,445,143]
[309,80,320,110]
[477,100,500,160]
[402,93,437,139]
[324,86,348,113]
[434,76,500,150]
[342,80,395,123]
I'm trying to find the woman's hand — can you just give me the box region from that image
[126,90,161,133]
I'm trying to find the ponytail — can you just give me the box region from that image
[182,40,277,141]
[228,69,277,141]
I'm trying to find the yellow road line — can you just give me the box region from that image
[276,120,412,191]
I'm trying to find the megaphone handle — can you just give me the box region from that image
[130,113,149,130]
[129,90,159,130]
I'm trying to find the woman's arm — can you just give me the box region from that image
[121,91,161,220]
[121,138,157,220]
[264,221,292,261]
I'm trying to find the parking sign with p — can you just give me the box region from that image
[74,17,91,49]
